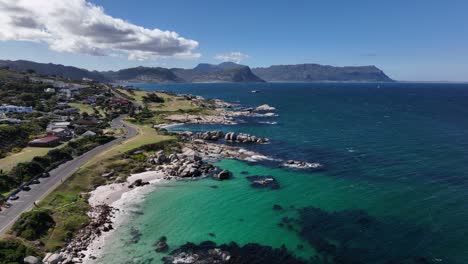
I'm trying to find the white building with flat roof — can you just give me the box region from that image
[0,105,33,114]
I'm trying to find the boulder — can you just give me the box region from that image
[255,104,276,111]
[24,256,41,264]
[155,241,169,252]
[44,253,62,264]
[216,170,231,180]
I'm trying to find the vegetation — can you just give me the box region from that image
[12,210,55,240]
[0,239,38,264]
[0,135,115,194]
[0,119,50,158]
[142,93,164,103]
[0,146,58,172]
[38,123,175,250]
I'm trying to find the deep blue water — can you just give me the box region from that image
[129,82,468,263]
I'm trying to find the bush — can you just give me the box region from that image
[0,239,37,264]
[143,93,164,103]
[12,210,55,240]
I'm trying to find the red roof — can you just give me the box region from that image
[31,135,60,143]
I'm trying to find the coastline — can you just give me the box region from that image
[78,171,168,263]
[57,90,321,264]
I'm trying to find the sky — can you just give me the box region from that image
[0,0,467,81]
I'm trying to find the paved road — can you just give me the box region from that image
[0,116,137,235]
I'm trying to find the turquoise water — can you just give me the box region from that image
[98,83,468,263]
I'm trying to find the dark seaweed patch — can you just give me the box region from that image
[293,207,439,264]
[162,241,308,264]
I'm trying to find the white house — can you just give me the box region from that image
[47,121,71,132]
[44,88,56,93]
[0,105,33,114]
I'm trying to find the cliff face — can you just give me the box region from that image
[252,64,393,82]
[172,62,265,83]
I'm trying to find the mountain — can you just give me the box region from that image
[0,60,108,82]
[0,60,393,83]
[172,62,265,83]
[252,64,393,82]
[100,66,183,83]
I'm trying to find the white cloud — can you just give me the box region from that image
[214,52,249,63]
[0,0,200,60]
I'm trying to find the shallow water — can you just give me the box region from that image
[97,82,468,263]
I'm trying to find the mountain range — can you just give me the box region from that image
[0,59,393,83]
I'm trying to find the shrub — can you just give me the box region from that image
[143,93,164,103]
[0,239,37,264]
[12,210,55,240]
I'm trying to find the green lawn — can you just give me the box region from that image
[0,146,62,172]
[68,103,104,116]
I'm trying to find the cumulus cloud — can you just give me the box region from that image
[214,52,249,63]
[0,0,200,60]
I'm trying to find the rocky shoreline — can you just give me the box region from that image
[46,96,324,264]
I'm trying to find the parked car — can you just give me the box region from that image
[31,179,40,184]
[4,203,12,208]
[41,172,50,178]
[21,185,31,191]
[9,195,19,200]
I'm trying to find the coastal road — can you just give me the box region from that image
[0,116,138,235]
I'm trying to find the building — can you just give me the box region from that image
[28,135,61,147]
[0,105,33,114]
[44,88,56,93]
[47,121,71,132]
[0,117,22,124]
[81,130,97,137]
[49,128,74,141]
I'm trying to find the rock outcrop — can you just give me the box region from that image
[282,160,324,170]
[224,132,269,144]
[216,170,232,180]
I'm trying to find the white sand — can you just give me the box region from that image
[81,171,168,263]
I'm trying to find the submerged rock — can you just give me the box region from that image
[162,241,307,264]
[216,169,232,180]
[155,237,169,253]
[246,175,280,190]
[273,204,283,211]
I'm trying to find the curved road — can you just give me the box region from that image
[0,116,137,235]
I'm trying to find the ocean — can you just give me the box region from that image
[96,82,468,264]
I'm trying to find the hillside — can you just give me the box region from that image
[252,64,393,82]
[100,66,183,83]
[172,62,265,83]
[0,60,108,82]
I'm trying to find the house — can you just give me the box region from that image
[47,121,71,132]
[28,135,61,147]
[0,117,22,124]
[82,130,97,137]
[87,96,97,104]
[53,107,79,115]
[108,97,130,107]
[49,128,74,141]
[0,105,33,114]
[73,117,100,126]
[44,88,56,93]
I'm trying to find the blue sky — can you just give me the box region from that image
[0,0,467,81]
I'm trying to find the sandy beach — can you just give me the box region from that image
[80,171,168,263]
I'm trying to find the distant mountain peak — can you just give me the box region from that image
[252,63,393,82]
